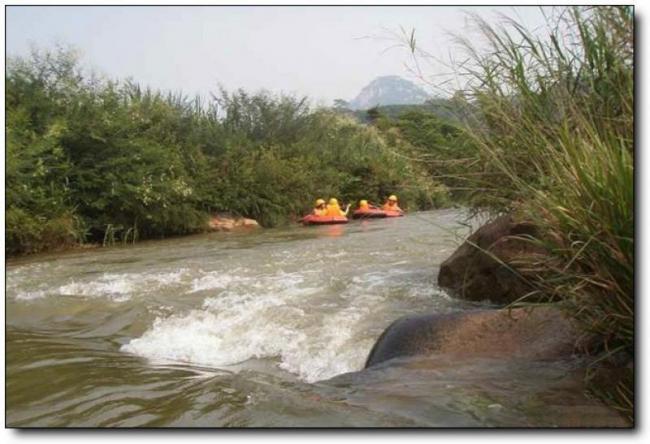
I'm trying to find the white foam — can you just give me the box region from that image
[120,268,431,383]
[123,270,310,362]
[58,276,135,300]
[14,289,49,301]
[190,273,240,292]
[12,269,189,303]
[121,290,311,374]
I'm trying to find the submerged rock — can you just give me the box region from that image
[438,214,545,304]
[365,306,578,368]
[208,214,260,232]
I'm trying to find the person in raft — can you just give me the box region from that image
[313,198,327,216]
[358,199,379,210]
[326,198,351,216]
[382,195,403,212]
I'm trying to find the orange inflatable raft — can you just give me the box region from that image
[301,214,349,225]
[352,208,388,219]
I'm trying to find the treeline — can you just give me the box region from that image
[6,48,450,255]
[346,97,467,125]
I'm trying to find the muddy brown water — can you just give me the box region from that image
[5,209,623,427]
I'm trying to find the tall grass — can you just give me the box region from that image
[452,6,633,419]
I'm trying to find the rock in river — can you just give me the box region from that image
[365,306,578,368]
[208,214,260,232]
[438,214,546,304]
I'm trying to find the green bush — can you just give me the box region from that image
[6,208,84,254]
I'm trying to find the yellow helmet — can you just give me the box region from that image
[315,198,325,206]
[328,198,338,205]
[388,195,398,202]
[359,200,368,206]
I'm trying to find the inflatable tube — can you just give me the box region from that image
[352,208,387,219]
[301,214,349,225]
[384,210,405,217]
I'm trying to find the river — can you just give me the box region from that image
[5,209,622,427]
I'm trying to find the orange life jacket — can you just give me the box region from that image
[326,204,345,217]
[382,202,402,212]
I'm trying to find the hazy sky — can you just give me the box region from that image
[6,6,549,105]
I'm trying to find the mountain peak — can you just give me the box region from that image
[348,76,430,110]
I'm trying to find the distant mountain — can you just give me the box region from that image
[348,76,430,110]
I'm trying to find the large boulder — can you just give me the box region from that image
[208,215,260,232]
[438,214,545,304]
[365,306,578,368]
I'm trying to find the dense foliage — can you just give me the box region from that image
[366,99,477,202]
[5,48,449,255]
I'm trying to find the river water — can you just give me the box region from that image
[5,209,623,427]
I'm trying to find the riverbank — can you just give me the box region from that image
[429,6,634,420]
[431,213,633,424]
[5,214,263,263]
